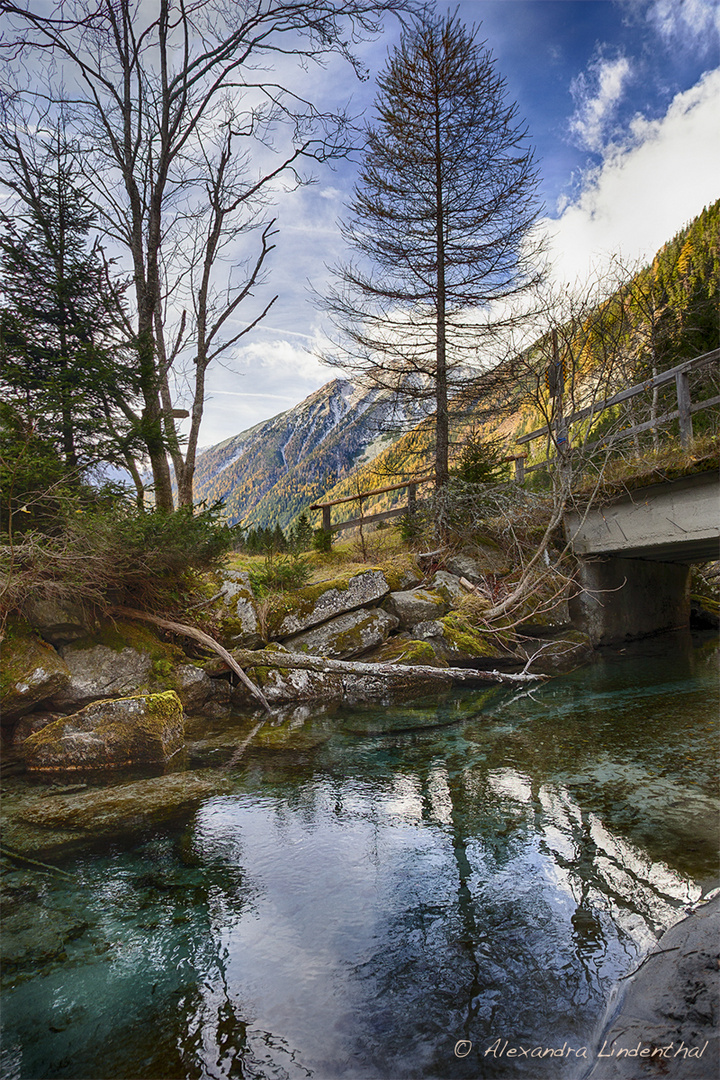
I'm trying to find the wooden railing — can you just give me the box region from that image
[310,349,719,527]
[511,348,720,480]
[310,476,433,534]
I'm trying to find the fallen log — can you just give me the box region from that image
[112,606,272,712]
[227,647,548,686]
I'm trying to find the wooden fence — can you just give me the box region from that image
[510,347,720,480]
[310,476,433,535]
[310,348,719,529]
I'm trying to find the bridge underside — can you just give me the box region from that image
[564,470,718,645]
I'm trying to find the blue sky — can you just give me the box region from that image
[201,0,720,446]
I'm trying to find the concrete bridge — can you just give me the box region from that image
[564,469,719,645]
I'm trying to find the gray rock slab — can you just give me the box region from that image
[277,569,390,637]
[385,587,449,629]
[284,607,400,660]
[584,894,720,1080]
[51,641,153,710]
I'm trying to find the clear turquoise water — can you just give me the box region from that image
[1,633,718,1080]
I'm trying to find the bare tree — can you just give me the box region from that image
[321,8,543,499]
[2,0,408,509]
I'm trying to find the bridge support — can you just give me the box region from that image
[570,555,691,646]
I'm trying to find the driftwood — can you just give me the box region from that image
[227,648,547,686]
[113,606,272,712]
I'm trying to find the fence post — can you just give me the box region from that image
[407,482,417,515]
[514,457,525,483]
[675,370,693,448]
[322,505,331,533]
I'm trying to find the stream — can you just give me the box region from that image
[1,630,718,1080]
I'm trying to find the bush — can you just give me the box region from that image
[313,527,332,553]
[248,552,312,595]
[1,498,234,622]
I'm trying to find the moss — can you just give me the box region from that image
[67,620,184,665]
[691,593,720,616]
[439,613,506,659]
[378,553,422,592]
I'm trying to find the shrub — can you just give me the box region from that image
[248,552,312,595]
[1,498,234,623]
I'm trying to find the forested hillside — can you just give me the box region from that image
[192,379,429,529]
[195,201,719,531]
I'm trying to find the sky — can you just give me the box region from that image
[199,0,720,447]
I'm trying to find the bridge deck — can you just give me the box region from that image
[564,469,719,563]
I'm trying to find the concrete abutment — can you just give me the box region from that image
[570,556,691,646]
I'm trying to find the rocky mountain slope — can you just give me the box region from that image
[193,379,428,529]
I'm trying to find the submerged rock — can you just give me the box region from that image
[23,691,185,771]
[21,596,96,646]
[7,769,232,852]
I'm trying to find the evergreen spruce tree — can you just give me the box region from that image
[0,147,140,478]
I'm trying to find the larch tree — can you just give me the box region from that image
[322,8,543,494]
[2,0,409,510]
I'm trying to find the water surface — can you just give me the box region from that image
[2,633,718,1080]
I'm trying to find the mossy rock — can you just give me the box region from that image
[268,568,390,639]
[23,691,185,772]
[0,619,71,722]
[377,553,423,592]
[364,635,449,668]
[435,613,513,664]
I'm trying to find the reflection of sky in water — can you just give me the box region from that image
[1,638,717,1080]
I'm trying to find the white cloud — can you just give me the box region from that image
[645,0,720,53]
[201,333,332,444]
[569,55,633,152]
[544,67,720,286]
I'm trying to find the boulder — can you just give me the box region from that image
[173,664,231,717]
[363,635,449,668]
[384,587,448,630]
[50,630,155,710]
[429,570,466,605]
[413,613,515,666]
[1,626,71,721]
[284,607,400,660]
[446,545,509,579]
[274,569,390,638]
[22,596,95,645]
[215,569,263,648]
[23,691,185,771]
